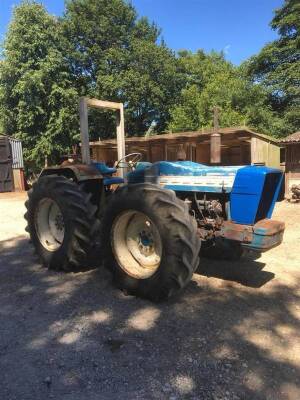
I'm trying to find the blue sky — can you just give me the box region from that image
[1,0,283,64]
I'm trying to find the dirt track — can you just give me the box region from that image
[0,192,299,400]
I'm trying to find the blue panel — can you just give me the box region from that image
[161,185,231,193]
[103,177,124,185]
[127,161,242,193]
[230,166,283,225]
[93,162,117,175]
[136,162,152,170]
[127,167,152,184]
[156,161,242,177]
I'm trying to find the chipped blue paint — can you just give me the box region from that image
[243,229,284,251]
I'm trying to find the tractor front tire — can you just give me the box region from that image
[101,183,201,302]
[25,175,99,272]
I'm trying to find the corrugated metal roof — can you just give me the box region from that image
[280,131,300,143]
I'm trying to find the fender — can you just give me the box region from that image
[40,164,103,182]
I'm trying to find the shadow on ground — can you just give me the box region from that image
[198,251,275,288]
[0,237,299,400]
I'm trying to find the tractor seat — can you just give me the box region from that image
[103,177,124,186]
[93,162,124,186]
[93,162,117,175]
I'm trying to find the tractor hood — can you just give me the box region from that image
[127,161,284,225]
[129,161,243,193]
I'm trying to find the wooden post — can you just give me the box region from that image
[79,97,91,164]
[163,140,167,160]
[210,106,221,164]
[79,97,126,172]
[116,104,126,177]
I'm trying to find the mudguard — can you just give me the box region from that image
[40,164,103,182]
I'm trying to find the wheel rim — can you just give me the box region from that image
[34,198,65,251]
[111,210,162,279]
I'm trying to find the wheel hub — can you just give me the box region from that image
[34,198,65,251]
[138,229,154,254]
[111,210,162,279]
[54,214,64,231]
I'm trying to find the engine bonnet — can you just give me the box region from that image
[130,161,243,193]
[128,161,283,224]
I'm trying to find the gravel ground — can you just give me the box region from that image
[0,192,299,400]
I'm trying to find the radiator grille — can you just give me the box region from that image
[255,173,282,222]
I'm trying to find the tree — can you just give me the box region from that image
[0,1,79,169]
[62,0,180,136]
[168,51,283,135]
[246,0,300,135]
[1,0,295,173]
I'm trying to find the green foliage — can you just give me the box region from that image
[168,51,284,136]
[0,1,78,169]
[62,0,180,137]
[0,0,298,170]
[0,0,180,168]
[246,0,300,135]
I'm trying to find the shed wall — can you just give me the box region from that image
[285,144,300,195]
[90,132,281,169]
[251,137,281,168]
[0,135,13,192]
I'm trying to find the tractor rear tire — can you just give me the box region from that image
[25,175,100,272]
[101,183,201,302]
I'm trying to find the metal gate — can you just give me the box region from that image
[0,135,14,192]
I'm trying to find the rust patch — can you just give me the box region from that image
[217,219,285,243]
[217,221,253,243]
[253,219,285,236]
[41,164,103,181]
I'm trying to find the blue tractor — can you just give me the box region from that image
[25,99,285,301]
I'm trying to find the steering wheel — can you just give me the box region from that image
[115,153,142,170]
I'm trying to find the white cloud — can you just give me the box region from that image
[223,44,231,55]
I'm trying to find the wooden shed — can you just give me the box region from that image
[90,126,282,168]
[280,131,300,197]
[0,135,25,192]
[0,135,14,192]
